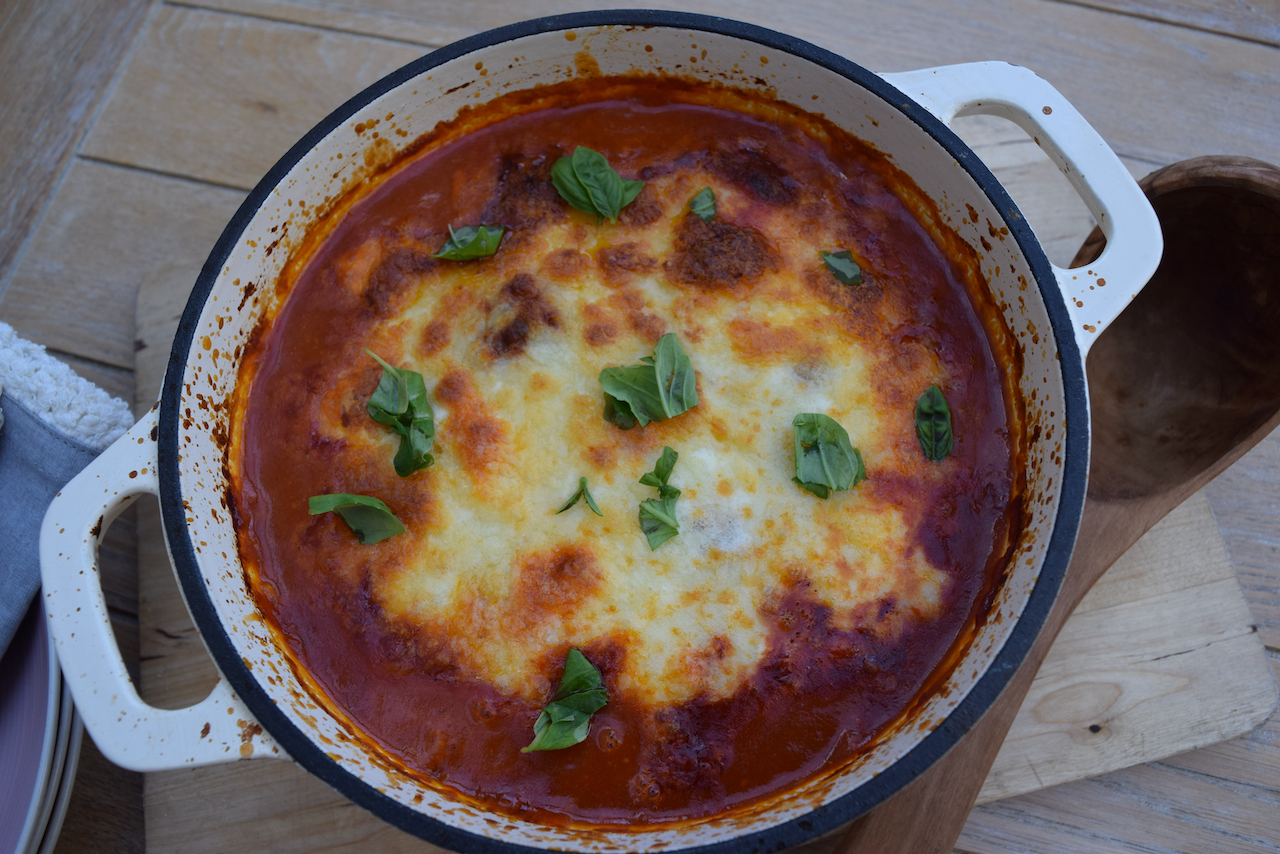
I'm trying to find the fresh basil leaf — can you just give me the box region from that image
[525,702,587,752]
[821,250,863,285]
[652,334,698,418]
[557,476,603,517]
[433,224,504,260]
[792,413,866,499]
[637,446,680,550]
[915,384,954,461]
[366,351,409,423]
[393,425,435,479]
[602,394,638,429]
[308,494,405,544]
[639,495,681,550]
[550,154,596,218]
[689,187,716,222]
[600,364,664,428]
[365,350,436,476]
[555,648,606,699]
[522,649,608,752]
[599,334,698,429]
[551,146,644,223]
[639,445,678,488]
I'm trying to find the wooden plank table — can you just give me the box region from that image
[3,1,1279,852]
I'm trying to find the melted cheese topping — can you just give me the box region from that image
[321,170,949,707]
[230,78,1017,825]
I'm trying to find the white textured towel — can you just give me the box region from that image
[0,322,133,658]
[0,322,132,450]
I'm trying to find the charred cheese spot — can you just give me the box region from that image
[711,147,799,205]
[540,247,592,281]
[727,316,824,364]
[481,155,565,244]
[617,190,664,226]
[485,273,559,358]
[585,443,617,470]
[596,242,657,285]
[581,303,618,347]
[666,212,779,289]
[418,319,450,357]
[364,246,437,316]
[435,367,509,484]
[608,289,666,343]
[512,544,604,621]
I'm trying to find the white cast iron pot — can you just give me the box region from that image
[40,11,1160,853]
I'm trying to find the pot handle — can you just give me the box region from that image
[880,61,1162,355]
[40,407,283,772]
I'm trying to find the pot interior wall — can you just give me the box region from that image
[166,18,1070,853]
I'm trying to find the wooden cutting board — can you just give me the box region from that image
[129,267,1277,851]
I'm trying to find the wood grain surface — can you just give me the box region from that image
[2,1,1278,852]
[0,0,150,296]
[1054,0,1280,46]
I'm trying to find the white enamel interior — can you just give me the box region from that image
[170,22,1069,852]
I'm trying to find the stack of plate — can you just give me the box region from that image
[0,602,81,854]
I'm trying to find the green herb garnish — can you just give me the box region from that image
[557,477,603,517]
[550,146,645,223]
[599,334,698,429]
[522,648,609,752]
[308,494,405,544]
[366,350,436,477]
[792,413,866,499]
[638,446,681,550]
[915,385,954,461]
[821,250,863,285]
[689,187,716,222]
[432,224,504,260]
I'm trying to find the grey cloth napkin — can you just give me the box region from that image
[0,322,133,661]
[0,392,101,657]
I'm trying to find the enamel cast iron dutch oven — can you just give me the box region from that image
[40,11,1161,853]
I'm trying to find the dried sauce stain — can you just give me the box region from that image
[237,718,265,757]
[665,212,779,289]
[573,49,601,78]
[237,279,259,312]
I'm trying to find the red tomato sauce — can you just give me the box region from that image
[229,77,1022,827]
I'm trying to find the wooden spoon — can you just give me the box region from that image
[830,155,1280,854]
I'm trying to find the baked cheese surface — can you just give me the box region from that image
[230,78,1019,825]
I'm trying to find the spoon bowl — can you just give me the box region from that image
[1085,156,1280,500]
[831,154,1280,854]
